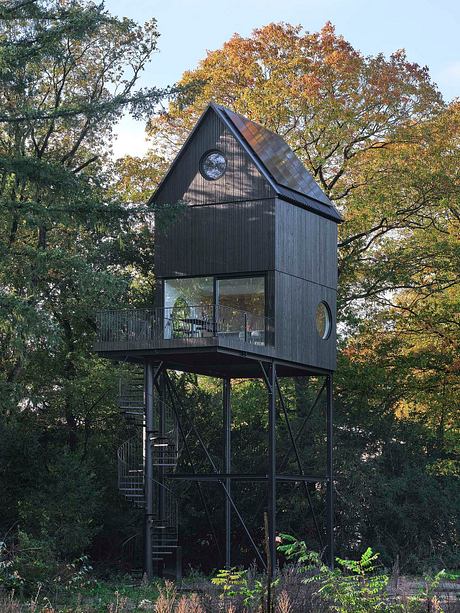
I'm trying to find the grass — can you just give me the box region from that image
[1,565,459,612]
[0,577,161,612]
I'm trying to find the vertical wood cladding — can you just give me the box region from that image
[275,199,337,288]
[154,109,274,206]
[155,199,276,278]
[152,106,339,372]
[275,271,337,370]
[274,199,338,369]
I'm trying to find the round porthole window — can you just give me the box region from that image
[316,301,332,340]
[200,150,227,180]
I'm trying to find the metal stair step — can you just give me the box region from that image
[120,406,144,412]
[152,551,174,556]
[152,536,178,547]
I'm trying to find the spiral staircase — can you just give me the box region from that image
[117,368,179,570]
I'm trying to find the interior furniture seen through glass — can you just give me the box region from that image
[164,277,213,339]
[163,275,266,343]
[217,276,265,343]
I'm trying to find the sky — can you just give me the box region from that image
[105,0,460,158]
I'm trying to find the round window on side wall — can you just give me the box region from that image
[199,150,227,180]
[315,301,332,340]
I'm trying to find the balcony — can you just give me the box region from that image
[94,305,273,356]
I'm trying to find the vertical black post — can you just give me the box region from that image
[223,377,231,568]
[157,372,166,577]
[213,304,218,337]
[326,373,334,569]
[268,362,276,576]
[144,362,154,580]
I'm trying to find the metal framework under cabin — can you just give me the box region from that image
[97,312,334,578]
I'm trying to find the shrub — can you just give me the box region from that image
[0,531,95,597]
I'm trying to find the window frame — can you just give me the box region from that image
[315,300,332,340]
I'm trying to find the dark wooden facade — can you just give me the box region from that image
[152,104,341,373]
[155,198,276,277]
[154,109,274,207]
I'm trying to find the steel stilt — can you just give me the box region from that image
[144,362,155,580]
[223,377,231,568]
[268,362,276,577]
[326,373,334,568]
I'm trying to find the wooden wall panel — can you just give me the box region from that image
[154,109,273,206]
[274,271,337,370]
[155,199,276,278]
[275,199,337,289]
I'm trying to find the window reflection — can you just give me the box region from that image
[217,277,265,342]
[162,275,266,344]
[164,277,213,339]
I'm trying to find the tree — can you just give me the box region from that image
[147,23,447,312]
[143,23,459,569]
[0,0,169,561]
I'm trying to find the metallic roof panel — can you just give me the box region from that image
[221,107,333,208]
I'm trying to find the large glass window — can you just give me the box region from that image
[164,277,213,339]
[217,276,265,342]
[163,275,267,343]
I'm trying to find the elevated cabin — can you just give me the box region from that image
[95,103,342,377]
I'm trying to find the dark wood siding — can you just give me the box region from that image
[155,199,276,278]
[151,108,339,372]
[275,199,337,289]
[154,109,274,206]
[274,271,337,370]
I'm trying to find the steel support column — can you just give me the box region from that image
[267,362,276,576]
[223,377,231,568]
[163,373,222,561]
[157,373,166,577]
[165,371,265,569]
[275,376,323,550]
[144,362,155,580]
[326,373,334,568]
[144,361,163,580]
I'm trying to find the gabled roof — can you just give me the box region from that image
[218,106,331,205]
[213,104,342,222]
[151,102,343,223]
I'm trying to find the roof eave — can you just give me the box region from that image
[277,190,344,223]
[214,104,343,222]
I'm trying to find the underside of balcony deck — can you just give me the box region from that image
[93,336,328,378]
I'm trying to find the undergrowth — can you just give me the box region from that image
[0,535,458,612]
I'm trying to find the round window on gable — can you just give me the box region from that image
[316,301,332,340]
[200,150,227,180]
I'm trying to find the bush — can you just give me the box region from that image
[0,531,95,596]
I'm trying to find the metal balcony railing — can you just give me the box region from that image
[95,305,272,347]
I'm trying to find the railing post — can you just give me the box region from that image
[244,313,248,343]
